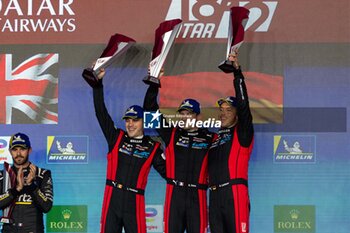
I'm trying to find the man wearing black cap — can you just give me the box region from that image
[0,133,53,233]
[208,53,254,233]
[89,69,166,233]
[143,78,214,233]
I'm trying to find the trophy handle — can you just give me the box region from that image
[143,75,161,88]
[218,60,236,73]
[82,68,101,88]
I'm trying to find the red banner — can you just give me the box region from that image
[0,0,349,44]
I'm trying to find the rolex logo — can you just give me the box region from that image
[62,209,72,220]
[289,209,300,220]
[274,205,315,233]
[47,205,88,232]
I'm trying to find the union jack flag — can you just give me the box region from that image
[0,54,59,124]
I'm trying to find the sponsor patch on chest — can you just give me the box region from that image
[210,133,232,148]
[176,136,190,148]
[133,145,151,158]
[191,142,209,149]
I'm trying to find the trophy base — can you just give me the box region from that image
[143,75,161,88]
[82,68,100,88]
[218,60,235,73]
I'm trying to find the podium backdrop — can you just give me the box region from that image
[0,1,349,232]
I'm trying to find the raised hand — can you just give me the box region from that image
[26,164,37,185]
[16,167,24,192]
[228,48,239,69]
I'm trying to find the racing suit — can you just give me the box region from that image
[208,68,254,233]
[144,85,214,233]
[0,164,53,233]
[93,83,166,233]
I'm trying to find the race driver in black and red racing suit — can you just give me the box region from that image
[88,69,166,233]
[208,53,254,233]
[143,80,215,233]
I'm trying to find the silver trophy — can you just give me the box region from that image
[218,7,249,73]
[143,19,182,87]
[82,34,135,87]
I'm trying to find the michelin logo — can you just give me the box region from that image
[274,135,316,163]
[56,141,75,154]
[283,140,302,154]
[47,136,88,164]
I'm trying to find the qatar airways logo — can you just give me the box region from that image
[0,0,76,33]
[165,0,278,39]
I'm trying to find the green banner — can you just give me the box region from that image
[274,205,315,233]
[46,205,88,232]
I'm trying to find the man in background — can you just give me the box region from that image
[0,132,53,233]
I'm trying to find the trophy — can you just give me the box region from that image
[0,162,16,224]
[143,19,182,87]
[218,7,250,73]
[82,34,136,87]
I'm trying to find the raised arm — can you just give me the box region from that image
[230,54,254,147]
[143,71,173,145]
[92,69,120,152]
